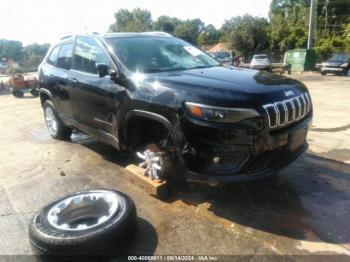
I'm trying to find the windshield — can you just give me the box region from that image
[329,53,350,62]
[107,36,220,73]
[210,52,232,60]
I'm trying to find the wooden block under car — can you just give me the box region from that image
[122,164,168,197]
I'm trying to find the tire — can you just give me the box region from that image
[13,90,24,98]
[43,100,72,140]
[29,189,137,257]
[30,89,39,97]
[321,71,326,76]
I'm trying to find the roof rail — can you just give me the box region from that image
[60,34,73,40]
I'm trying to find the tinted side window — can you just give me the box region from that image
[57,43,74,70]
[47,45,60,65]
[73,36,109,74]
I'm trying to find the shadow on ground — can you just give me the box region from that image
[71,131,350,246]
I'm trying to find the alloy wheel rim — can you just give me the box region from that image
[47,191,121,231]
[45,107,58,135]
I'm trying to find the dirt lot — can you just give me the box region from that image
[0,74,349,259]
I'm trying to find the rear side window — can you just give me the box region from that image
[57,43,74,70]
[73,36,110,74]
[47,45,60,65]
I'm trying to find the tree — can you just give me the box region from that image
[173,19,205,45]
[221,15,270,59]
[198,24,221,46]
[0,39,23,61]
[269,1,309,51]
[152,16,181,34]
[109,8,152,32]
[23,43,50,69]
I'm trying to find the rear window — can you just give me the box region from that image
[254,55,268,59]
[47,45,60,66]
[57,43,74,70]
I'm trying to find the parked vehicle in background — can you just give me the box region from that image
[38,32,312,185]
[250,54,272,72]
[321,53,350,76]
[9,74,39,98]
[208,51,233,66]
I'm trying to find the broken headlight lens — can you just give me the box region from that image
[185,102,260,123]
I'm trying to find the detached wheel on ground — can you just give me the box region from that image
[29,189,137,256]
[43,100,72,140]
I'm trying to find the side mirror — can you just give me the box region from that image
[96,63,110,78]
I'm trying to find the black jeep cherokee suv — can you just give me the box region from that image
[38,32,312,185]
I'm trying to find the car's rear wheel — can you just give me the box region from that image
[321,71,327,75]
[44,100,72,140]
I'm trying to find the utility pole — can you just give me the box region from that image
[307,0,316,49]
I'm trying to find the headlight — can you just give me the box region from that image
[322,62,327,66]
[341,63,349,68]
[185,102,260,123]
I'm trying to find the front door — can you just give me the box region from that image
[69,36,117,135]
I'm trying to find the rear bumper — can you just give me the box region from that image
[180,114,312,185]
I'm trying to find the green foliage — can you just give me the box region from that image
[109,8,152,32]
[153,16,181,34]
[24,43,50,69]
[198,24,221,46]
[173,19,205,44]
[221,15,270,59]
[0,39,23,61]
[269,2,308,51]
[0,39,49,72]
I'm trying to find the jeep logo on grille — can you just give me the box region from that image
[284,90,294,97]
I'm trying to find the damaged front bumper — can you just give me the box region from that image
[178,114,312,185]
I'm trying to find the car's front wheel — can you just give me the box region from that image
[43,100,72,140]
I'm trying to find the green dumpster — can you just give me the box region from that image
[285,49,316,72]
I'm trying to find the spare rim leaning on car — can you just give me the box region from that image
[29,189,137,256]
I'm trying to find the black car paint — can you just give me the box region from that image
[39,34,312,184]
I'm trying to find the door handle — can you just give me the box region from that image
[48,74,55,79]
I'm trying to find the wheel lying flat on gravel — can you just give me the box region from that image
[29,189,137,256]
[43,100,72,140]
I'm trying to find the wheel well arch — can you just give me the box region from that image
[123,110,176,151]
[39,89,52,107]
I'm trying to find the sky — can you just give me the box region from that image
[1,0,271,45]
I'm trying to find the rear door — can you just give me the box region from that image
[69,36,116,134]
[53,42,75,119]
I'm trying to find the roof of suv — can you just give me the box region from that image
[103,31,173,39]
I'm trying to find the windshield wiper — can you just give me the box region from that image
[143,67,187,73]
[188,65,217,70]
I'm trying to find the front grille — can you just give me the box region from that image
[263,93,311,128]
